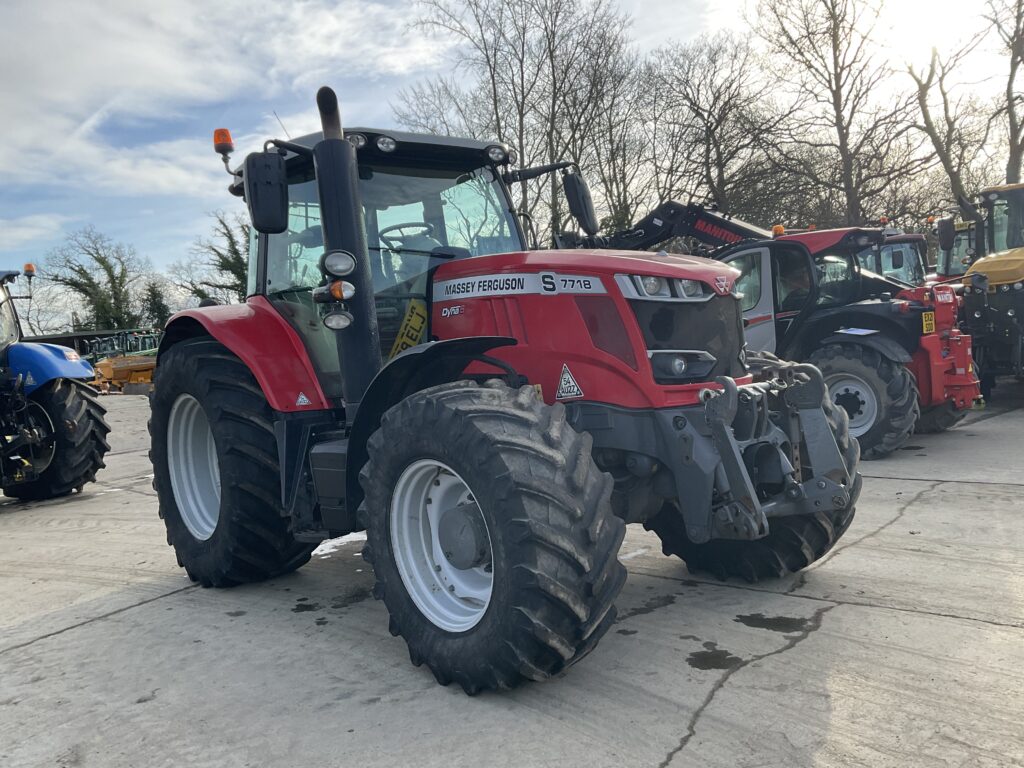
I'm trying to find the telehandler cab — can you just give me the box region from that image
[150,87,860,693]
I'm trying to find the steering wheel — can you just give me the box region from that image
[379,222,435,251]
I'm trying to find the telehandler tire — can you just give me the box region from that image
[644,395,861,583]
[359,380,626,694]
[150,339,314,587]
[3,379,110,500]
[809,343,919,459]
[915,402,967,434]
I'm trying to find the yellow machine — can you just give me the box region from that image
[88,332,161,393]
[956,183,1024,396]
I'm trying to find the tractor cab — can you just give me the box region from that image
[854,234,927,286]
[241,129,527,398]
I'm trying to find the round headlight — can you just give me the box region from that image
[323,311,354,330]
[322,250,356,276]
[348,133,367,149]
[974,310,983,318]
[678,279,702,297]
[1002,284,1010,292]
[669,356,688,376]
[1015,282,1023,290]
[1009,309,1017,317]
[376,135,397,152]
[507,148,518,165]
[486,145,506,163]
[640,275,668,296]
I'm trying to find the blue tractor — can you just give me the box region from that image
[0,266,110,499]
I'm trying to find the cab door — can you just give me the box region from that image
[722,246,776,353]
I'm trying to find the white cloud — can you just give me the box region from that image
[0,0,450,195]
[0,214,74,253]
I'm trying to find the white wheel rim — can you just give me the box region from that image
[167,394,221,541]
[390,459,493,632]
[826,374,878,437]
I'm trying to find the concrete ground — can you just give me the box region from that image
[1,388,1023,768]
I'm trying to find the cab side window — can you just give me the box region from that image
[774,251,813,313]
[730,252,762,312]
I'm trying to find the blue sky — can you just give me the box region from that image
[0,0,987,272]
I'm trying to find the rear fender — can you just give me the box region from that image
[345,336,516,511]
[158,297,330,412]
[819,333,912,364]
[7,343,95,394]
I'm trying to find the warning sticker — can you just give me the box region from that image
[434,272,606,301]
[555,364,584,400]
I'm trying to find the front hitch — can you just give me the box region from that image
[703,366,854,539]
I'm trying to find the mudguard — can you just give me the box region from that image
[159,297,330,412]
[7,342,95,394]
[820,332,912,363]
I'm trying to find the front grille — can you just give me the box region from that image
[628,295,746,381]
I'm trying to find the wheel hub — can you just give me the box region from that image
[390,459,493,632]
[166,394,221,541]
[826,374,878,438]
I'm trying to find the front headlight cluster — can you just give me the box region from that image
[629,274,706,299]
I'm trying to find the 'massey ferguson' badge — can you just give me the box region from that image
[434,272,606,300]
[714,275,731,295]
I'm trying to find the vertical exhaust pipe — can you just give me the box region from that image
[312,86,381,411]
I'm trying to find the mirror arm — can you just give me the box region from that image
[267,139,313,158]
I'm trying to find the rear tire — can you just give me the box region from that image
[149,339,314,587]
[3,379,110,500]
[915,402,967,433]
[359,380,626,694]
[645,393,861,582]
[809,343,919,459]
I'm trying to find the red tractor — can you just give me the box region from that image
[581,203,980,455]
[150,87,860,693]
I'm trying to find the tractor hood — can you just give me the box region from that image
[434,249,740,295]
[964,248,1024,286]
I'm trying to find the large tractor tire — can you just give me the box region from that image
[359,380,626,694]
[808,343,919,459]
[644,395,861,583]
[149,339,314,587]
[915,402,968,434]
[3,379,110,500]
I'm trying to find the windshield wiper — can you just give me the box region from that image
[369,246,459,259]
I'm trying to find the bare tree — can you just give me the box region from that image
[987,0,1024,182]
[909,40,996,214]
[171,212,250,304]
[757,0,932,224]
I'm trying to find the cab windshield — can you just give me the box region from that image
[989,193,1024,253]
[0,294,18,350]
[261,158,524,399]
[855,243,925,285]
[265,161,523,297]
[939,226,974,277]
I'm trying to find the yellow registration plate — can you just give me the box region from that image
[922,311,935,334]
[389,298,429,359]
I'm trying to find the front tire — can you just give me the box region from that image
[809,343,919,459]
[645,393,861,582]
[915,402,967,433]
[149,339,314,587]
[359,380,626,694]
[3,379,110,500]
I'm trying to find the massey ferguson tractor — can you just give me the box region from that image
[573,202,980,455]
[0,267,109,499]
[150,87,860,694]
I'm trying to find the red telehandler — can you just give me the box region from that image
[561,201,980,456]
[149,87,861,693]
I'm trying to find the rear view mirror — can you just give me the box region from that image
[562,171,599,236]
[243,151,289,234]
[936,217,956,252]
